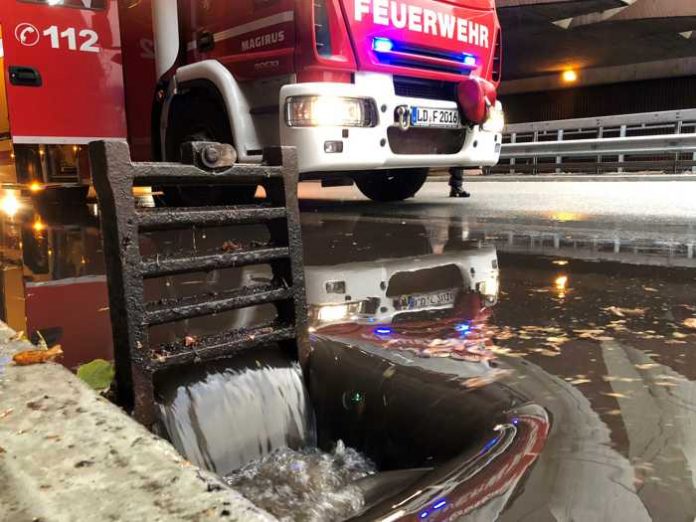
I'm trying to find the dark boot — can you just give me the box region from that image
[449,187,471,198]
[448,167,470,198]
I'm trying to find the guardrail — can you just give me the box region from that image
[492,109,696,175]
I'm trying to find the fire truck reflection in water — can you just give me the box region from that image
[0,206,113,369]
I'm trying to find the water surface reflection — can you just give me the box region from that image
[1,200,696,520]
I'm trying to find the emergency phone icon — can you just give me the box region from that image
[15,23,40,47]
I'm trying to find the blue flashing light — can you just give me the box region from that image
[512,417,520,426]
[373,37,394,53]
[374,327,393,336]
[454,323,471,333]
[433,500,447,510]
[480,435,500,455]
[463,54,477,67]
[419,511,429,519]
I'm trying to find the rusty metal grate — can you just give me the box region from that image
[90,140,308,427]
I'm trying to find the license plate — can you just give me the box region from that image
[396,289,458,311]
[411,106,460,128]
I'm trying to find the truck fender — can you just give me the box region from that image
[163,60,262,163]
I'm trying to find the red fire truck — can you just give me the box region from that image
[1,0,503,202]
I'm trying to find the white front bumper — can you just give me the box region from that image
[279,72,502,174]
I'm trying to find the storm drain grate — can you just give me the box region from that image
[90,140,308,427]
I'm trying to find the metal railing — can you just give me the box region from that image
[492,109,696,175]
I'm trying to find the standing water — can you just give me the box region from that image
[156,347,376,521]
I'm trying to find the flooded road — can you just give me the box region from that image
[1,183,696,520]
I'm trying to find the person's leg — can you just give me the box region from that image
[448,167,470,198]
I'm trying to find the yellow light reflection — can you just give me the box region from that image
[33,219,45,233]
[555,275,569,298]
[553,260,569,266]
[1,192,21,218]
[562,69,578,83]
[29,182,43,193]
[550,211,583,223]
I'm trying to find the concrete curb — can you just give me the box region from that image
[0,322,276,522]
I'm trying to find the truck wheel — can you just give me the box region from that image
[354,168,428,202]
[162,90,257,206]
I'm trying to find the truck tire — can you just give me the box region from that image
[354,168,428,202]
[161,89,257,206]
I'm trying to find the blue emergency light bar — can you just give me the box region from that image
[463,54,477,66]
[372,37,394,53]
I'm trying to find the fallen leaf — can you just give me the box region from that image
[35,331,48,350]
[642,287,658,293]
[570,378,591,385]
[534,348,560,357]
[184,336,197,347]
[221,241,242,252]
[604,306,647,318]
[0,409,12,420]
[683,318,696,330]
[673,332,688,339]
[603,392,629,399]
[635,363,658,370]
[12,346,63,366]
[77,359,115,392]
[10,331,26,342]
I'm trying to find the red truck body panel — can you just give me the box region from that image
[1,0,501,165]
[1,0,127,144]
[341,0,499,83]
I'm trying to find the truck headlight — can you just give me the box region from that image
[478,276,500,306]
[482,101,505,133]
[285,96,377,127]
[310,301,366,325]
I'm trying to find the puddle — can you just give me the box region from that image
[2,198,696,520]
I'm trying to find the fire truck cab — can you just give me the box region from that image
[1,0,504,203]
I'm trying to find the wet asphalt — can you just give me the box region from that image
[1,180,696,520]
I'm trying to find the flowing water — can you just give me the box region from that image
[156,348,376,521]
[156,348,316,477]
[224,441,375,522]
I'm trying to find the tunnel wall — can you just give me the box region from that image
[501,76,696,123]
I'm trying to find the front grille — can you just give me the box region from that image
[387,127,466,155]
[375,41,474,76]
[394,77,458,102]
[386,264,464,297]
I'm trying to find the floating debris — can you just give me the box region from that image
[683,318,696,330]
[603,306,647,318]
